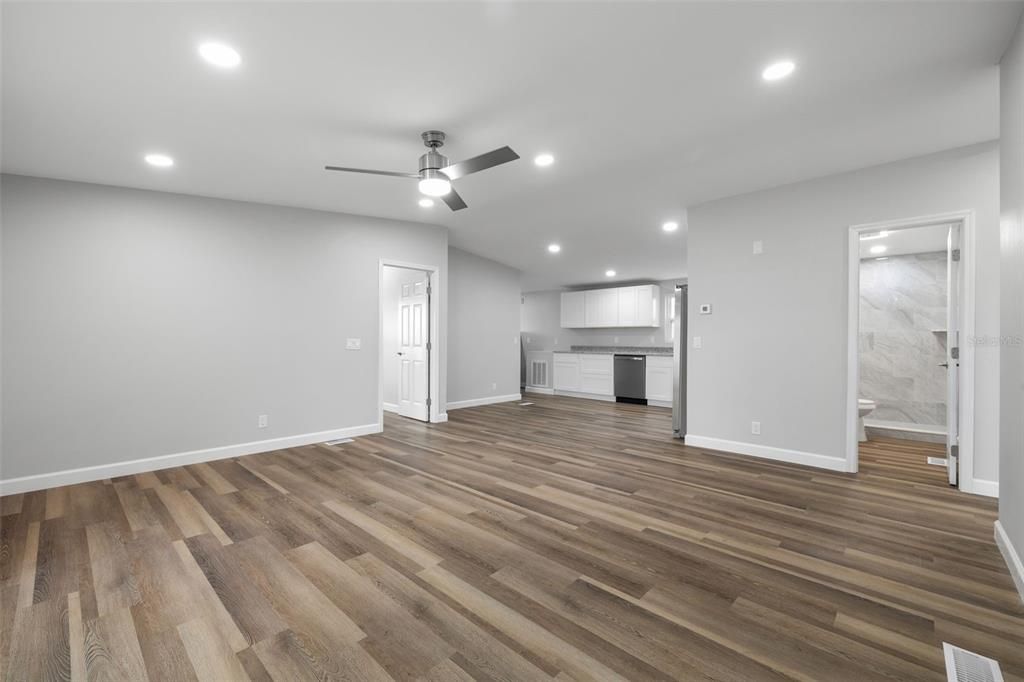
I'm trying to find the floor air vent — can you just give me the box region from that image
[943,643,1003,682]
[323,438,354,446]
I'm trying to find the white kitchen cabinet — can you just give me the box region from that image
[617,286,640,326]
[584,289,618,327]
[645,355,674,403]
[560,291,586,328]
[553,353,581,391]
[579,354,614,396]
[636,285,659,327]
[562,284,660,328]
[554,353,614,396]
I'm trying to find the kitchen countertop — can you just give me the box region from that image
[554,346,673,356]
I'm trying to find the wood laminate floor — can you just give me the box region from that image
[1,394,1021,681]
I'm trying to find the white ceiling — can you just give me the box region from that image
[3,2,1020,291]
[858,223,951,259]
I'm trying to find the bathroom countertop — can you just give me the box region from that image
[553,346,673,356]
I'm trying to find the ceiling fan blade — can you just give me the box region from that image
[442,146,519,180]
[441,186,468,211]
[324,165,419,179]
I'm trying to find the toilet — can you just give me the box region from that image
[858,399,877,442]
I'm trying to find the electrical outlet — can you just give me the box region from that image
[693,336,703,349]
[753,240,763,255]
[751,421,761,435]
[491,382,497,391]
[258,414,269,429]
[346,338,361,350]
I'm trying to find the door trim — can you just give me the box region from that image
[845,210,979,491]
[379,259,441,425]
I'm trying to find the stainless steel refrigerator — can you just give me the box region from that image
[672,285,687,439]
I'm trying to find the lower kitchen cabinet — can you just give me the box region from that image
[553,353,613,396]
[645,355,674,403]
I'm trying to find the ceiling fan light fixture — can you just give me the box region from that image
[418,169,452,197]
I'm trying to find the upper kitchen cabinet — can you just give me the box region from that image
[559,291,586,328]
[562,284,660,328]
[584,289,618,327]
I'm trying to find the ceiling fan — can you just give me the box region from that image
[324,131,519,211]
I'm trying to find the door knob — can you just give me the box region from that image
[397,352,405,356]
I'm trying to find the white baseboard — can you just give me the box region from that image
[554,390,616,402]
[684,434,851,473]
[966,478,999,498]
[995,520,1024,603]
[383,402,399,414]
[446,394,521,410]
[433,413,449,423]
[524,386,554,395]
[863,418,946,435]
[0,422,382,496]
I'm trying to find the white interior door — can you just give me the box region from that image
[397,274,430,422]
[945,224,961,486]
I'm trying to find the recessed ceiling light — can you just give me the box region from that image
[534,153,555,167]
[547,243,561,254]
[870,245,887,255]
[144,153,174,168]
[762,60,795,81]
[418,198,434,208]
[198,42,241,68]
[662,221,679,233]
[605,269,616,277]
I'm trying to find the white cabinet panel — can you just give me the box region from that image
[579,374,614,396]
[645,355,673,402]
[636,285,660,327]
[553,354,581,391]
[560,291,586,328]
[617,286,640,326]
[584,289,618,327]
[579,354,613,375]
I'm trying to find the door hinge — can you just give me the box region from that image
[952,248,961,262]
[426,398,432,407]
[426,341,432,350]
[427,286,432,296]
[951,346,959,360]
[950,444,959,461]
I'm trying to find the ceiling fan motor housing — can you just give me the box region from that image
[419,131,449,177]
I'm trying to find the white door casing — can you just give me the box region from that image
[946,223,961,486]
[398,275,429,421]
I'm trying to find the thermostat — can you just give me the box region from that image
[699,304,712,315]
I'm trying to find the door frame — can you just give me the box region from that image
[379,259,441,425]
[845,210,977,489]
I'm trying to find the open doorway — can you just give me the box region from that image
[847,211,975,489]
[380,260,440,424]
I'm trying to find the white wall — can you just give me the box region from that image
[446,247,521,407]
[686,142,1001,487]
[999,14,1024,594]
[1,175,448,485]
[382,266,428,408]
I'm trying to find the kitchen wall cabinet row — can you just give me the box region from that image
[560,284,660,328]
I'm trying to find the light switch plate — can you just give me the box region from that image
[753,240,764,255]
[346,338,361,350]
[693,336,703,349]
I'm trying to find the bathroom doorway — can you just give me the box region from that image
[846,211,975,490]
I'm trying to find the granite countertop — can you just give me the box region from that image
[554,346,673,356]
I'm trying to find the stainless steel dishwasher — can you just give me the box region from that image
[614,354,646,404]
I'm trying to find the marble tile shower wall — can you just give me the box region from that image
[859,252,948,427]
